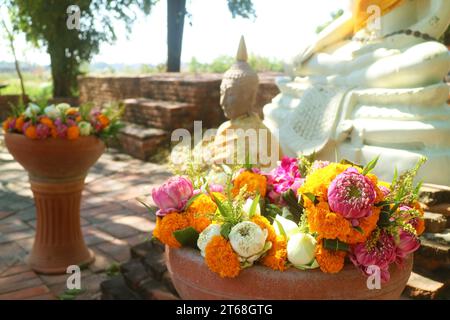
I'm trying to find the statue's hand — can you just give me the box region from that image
[292,43,317,73]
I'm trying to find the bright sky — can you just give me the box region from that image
[0,0,350,66]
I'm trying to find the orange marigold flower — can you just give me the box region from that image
[24,125,37,139]
[153,213,189,248]
[204,235,241,278]
[186,193,217,233]
[299,163,350,202]
[76,116,82,122]
[231,170,267,197]
[260,235,288,271]
[307,201,352,242]
[39,117,54,128]
[97,114,110,128]
[412,201,425,235]
[366,173,385,203]
[66,107,78,116]
[15,116,25,132]
[67,126,80,140]
[315,240,346,273]
[345,207,381,244]
[2,117,11,132]
[251,214,277,243]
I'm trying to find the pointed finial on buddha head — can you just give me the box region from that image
[236,35,248,62]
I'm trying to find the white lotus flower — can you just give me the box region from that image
[207,171,228,186]
[24,103,41,118]
[229,221,267,259]
[55,103,71,114]
[197,224,221,257]
[44,105,60,119]
[242,198,260,216]
[78,121,92,136]
[273,214,299,239]
[287,232,317,267]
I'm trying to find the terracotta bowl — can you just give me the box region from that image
[4,133,105,180]
[166,246,412,300]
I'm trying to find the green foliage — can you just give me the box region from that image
[3,0,154,97]
[227,0,256,19]
[188,55,284,73]
[316,9,344,34]
[173,227,199,248]
[106,262,121,277]
[389,157,427,205]
[323,238,349,252]
[58,288,85,300]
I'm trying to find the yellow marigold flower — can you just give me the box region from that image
[186,193,217,233]
[307,201,352,242]
[299,163,350,202]
[315,240,346,273]
[153,212,189,248]
[232,170,267,198]
[205,235,241,278]
[261,235,288,271]
[251,214,277,243]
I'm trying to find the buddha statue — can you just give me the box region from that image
[175,37,281,171]
[264,0,450,185]
[211,36,282,170]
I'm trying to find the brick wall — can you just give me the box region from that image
[78,73,280,128]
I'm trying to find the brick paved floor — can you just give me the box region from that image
[0,132,170,300]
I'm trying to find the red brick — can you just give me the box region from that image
[0,285,49,300]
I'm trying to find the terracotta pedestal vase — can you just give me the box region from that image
[166,246,413,300]
[4,133,105,274]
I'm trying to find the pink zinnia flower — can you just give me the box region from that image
[267,156,304,203]
[350,231,397,283]
[151,176,194,217]
[36,123,50,139]
[328,167,376,223]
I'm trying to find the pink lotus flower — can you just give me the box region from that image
[209,184,224,193]
[267,156,304,203]
[350,231,397,283]
[152,176,194,217]
[395,229,420,265]
[379,185,390,197]
[328,167,376,223]
[54,119,68,138]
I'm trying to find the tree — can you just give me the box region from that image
[166,0,256,72]
[3,0,154,98]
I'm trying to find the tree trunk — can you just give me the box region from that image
[167,0,186,72]
[48,44,74,98]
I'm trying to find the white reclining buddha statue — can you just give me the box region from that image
[263,0,450,185]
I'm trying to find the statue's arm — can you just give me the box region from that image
[293,11,353,66]
[354,0,449,56]
[410,0,450,39]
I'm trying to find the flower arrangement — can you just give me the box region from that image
[2,102,123,141]
[145,156,425,283]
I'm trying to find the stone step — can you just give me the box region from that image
[100,275,143,300]
[404,272,446,299]
[123,98,199,131]
[118,122,169,161]
[419,184,450,206]
[414,230,450,272]
[424,212,447,233]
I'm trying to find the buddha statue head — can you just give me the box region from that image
[220,36,259,120]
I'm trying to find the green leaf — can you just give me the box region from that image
[340,159,362,167]
[353,226,364,234]
[184,193,202,211]
[212,193,228,218]
[136,199,157,216]
[220,223,233,240]
[362,155,380,175]
[323,238,349,252]
[173,227,199,248]
[274,219,287,239]
[303,192,316,204]
[248,194,260,218]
